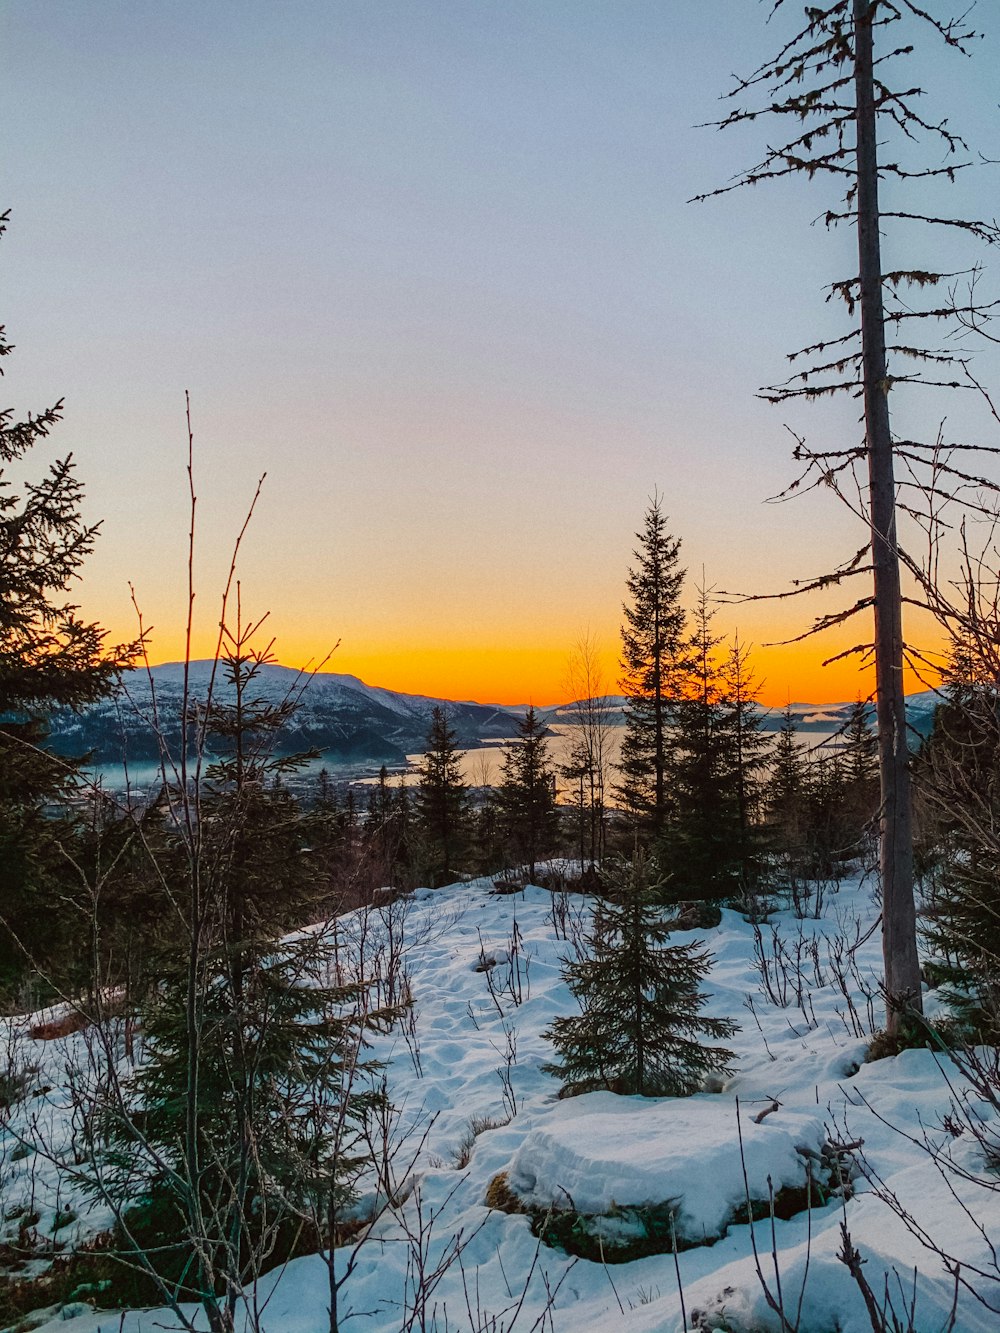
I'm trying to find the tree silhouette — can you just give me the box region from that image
[617,496,687,839]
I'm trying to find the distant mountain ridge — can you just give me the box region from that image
[758,692,939,736]
[45,665,945,771]
[545,692,941,736]
[47,660,524,768]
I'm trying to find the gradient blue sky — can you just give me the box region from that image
[3,1,998,702]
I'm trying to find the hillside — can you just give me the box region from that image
[3,872,997,1332]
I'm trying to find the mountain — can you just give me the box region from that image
[544,692,941,738]
[46,661,524,768]
[757,691,939,737]
[45,665,947,776]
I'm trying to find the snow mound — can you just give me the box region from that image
[507,1091,825,1236]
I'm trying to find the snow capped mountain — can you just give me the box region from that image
[46,661,524,767]
[759,690,940,736]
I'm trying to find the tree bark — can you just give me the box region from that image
[853,0,922,1029]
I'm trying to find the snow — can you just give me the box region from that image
[3,875,1000,1332]
[507,1094,825,1237]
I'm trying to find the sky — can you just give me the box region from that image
[2,1,999,706]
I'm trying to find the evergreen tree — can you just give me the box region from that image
[792,703,880,881]
[414,705,469,886]
[363,764,410,886]
[766,706,810,876]
[839,699,880,859]
[309,770,360,909]
[561,733,594,874]
[563,630,614,867]
[542,857,737,1097]
[472,781,505,876]
[196,636,329,1002]
[498,705,558,882]
[110,931,386,1318]
[803,748,855,878]
[659,588,740,902]
[392,780,413,881]
[719,634,772,899]
[768,708,806,816]
[916,684,1000,1039]
[0,211,132,994]
[616,496,687,838]
[95,626,390,1330]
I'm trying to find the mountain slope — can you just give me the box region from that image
[46,660,523,766]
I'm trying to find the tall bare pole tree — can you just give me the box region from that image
[697,2,998,1031]
[852,0,919,1028]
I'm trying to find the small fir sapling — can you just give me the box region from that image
[542,857,737,1097]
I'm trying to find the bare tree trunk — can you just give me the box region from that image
[853,0,922,1029]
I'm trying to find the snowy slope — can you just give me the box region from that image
[4,872,999,1332]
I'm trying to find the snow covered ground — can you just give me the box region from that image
[3,872,1000,1332]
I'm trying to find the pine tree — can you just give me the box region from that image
[414,705,469,887]
[804,749,853,878]
[916,684,1000,1039]
[659,588,740,902]
[110,930,386,1316]
[542,857,737,1097]
[839,699,880,861]
[472,780,504,876]
[768,708,806,820]
[96,623,389,1330]
[363,764,410,886]
[766,706,810,876]
[0,211,132,994]
[563,630,615,868]
[561,733,594,875]
[616,496,687,839]
[719,634,773,900]
[498,705,558,882]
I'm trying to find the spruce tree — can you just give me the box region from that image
[916,685,1000,1039]
[561,733,593,874]
[414,705,469,886]
[839,699,880,859]
[793,704,880,880]
[542,857,737,1097]
[768,708,806,820]
[498,705,558,882]
[563,631,614,868]
[472,780,504,876]
[0,211,132,994]
[109,931,386,1315]
[363,763,410,887]
[616,496,687,839]
[659,589,741,902]
[719,634,772,900]
[97,630,388,1329]
[766,706,810,876]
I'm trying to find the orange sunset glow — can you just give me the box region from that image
[110,613,942,711]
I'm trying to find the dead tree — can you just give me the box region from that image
[696,1,1000,1033]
